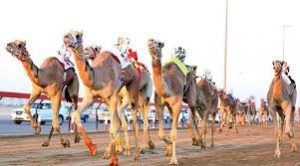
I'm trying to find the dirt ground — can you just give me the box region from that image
[0,124,300,166]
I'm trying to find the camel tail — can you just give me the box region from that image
[64,87,72,103]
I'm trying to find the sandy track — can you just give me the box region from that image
[0,125,300,166]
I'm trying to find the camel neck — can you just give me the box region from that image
[151,59,168,97]
[71,46,94,87]
[21,58,41,86]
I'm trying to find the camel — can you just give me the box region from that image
[148,38,193,165]
[84,45,155,154]
[218,90,238,133]
[236,99,247,126]
[187,76,219,149]
[259,98,269,124]
[246,98,257,125]
[5,40,79,147]
[267,60,297,158]
[63,31,140,165]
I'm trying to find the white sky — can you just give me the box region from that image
[1,0,300,105]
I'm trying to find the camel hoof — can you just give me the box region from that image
[165,144,172,157]
[88,144,97,156]
[192,138,198,146]
[42,140,49,147]
[62,139,70,148]
[168,158,178,165]
[210,144,214,148]
[123,145,131,156]
[140,148,145,154]
[103,149,112,159]
[74,135,81,143]
[134,154,139,161]
[34,126,41,135]
[291,143,297,152]
[274,150,281,158]
[148,140,155,149]
[285,130,294,138]
[116,145,123,154]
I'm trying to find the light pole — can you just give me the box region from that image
[281,24,291,61]
[224,0,228,91]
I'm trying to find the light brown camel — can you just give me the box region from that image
[267,60,297,158]
[259,98,269,124]
[148,38,189,165]
[84,45,155,154]
[246,98,257,125]
[235,99,246,126]
[64,31,140,165]
[187,77,219,149]
[5,40,79,147]
[218,90,238,133]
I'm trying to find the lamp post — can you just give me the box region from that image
[224,0,228,91]
[281,24,291,61]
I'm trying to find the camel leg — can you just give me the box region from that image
[103,95,120,164]
[68,75,80,143]
[233,114,238,134]
[73,95,96,156]
[186,110,197,146]
[155,95,170,144]
[200,109,209,149]
[24,90,41,135]
[282,101,294,138]
[211,112,216,148]
[140,103,154,154]
[71,95,80,144]
[50,94,70,148]
[167,102,181,165]
[117,98,130,156]
[289,108,297,152]
[131,107,140,160]
[41,127,54,147]
[273,111,283,158]
[191,109,202,146]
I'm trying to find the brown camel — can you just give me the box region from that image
[5,40,79,147]
[84,45,155,154]
[259,98,269,124]
[218,90,238,133]
[267,60,297,158]
[187,77,219,149]
[63,31,140,165]
[148,38,190,165]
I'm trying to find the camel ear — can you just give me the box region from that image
[160,42,164,48]
[23,40,26,46]
[272,61,274,66]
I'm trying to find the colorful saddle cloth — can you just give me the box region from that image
[165,57,189,76]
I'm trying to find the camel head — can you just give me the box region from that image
[6,40,30,61]
[84,45,102,60]
[63,30,83,49]
[147,39,164,61]
[218,89,225,98]
[272,60,284,76]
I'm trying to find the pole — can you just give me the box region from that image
[281,24,291,61]
[224,0,228,91]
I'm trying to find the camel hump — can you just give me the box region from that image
[40,57,63,69]
[95,51,121,64]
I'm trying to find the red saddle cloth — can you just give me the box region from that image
[110,53,121,64]
[128,49,148,80]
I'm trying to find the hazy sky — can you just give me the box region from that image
[1,0,300,105]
